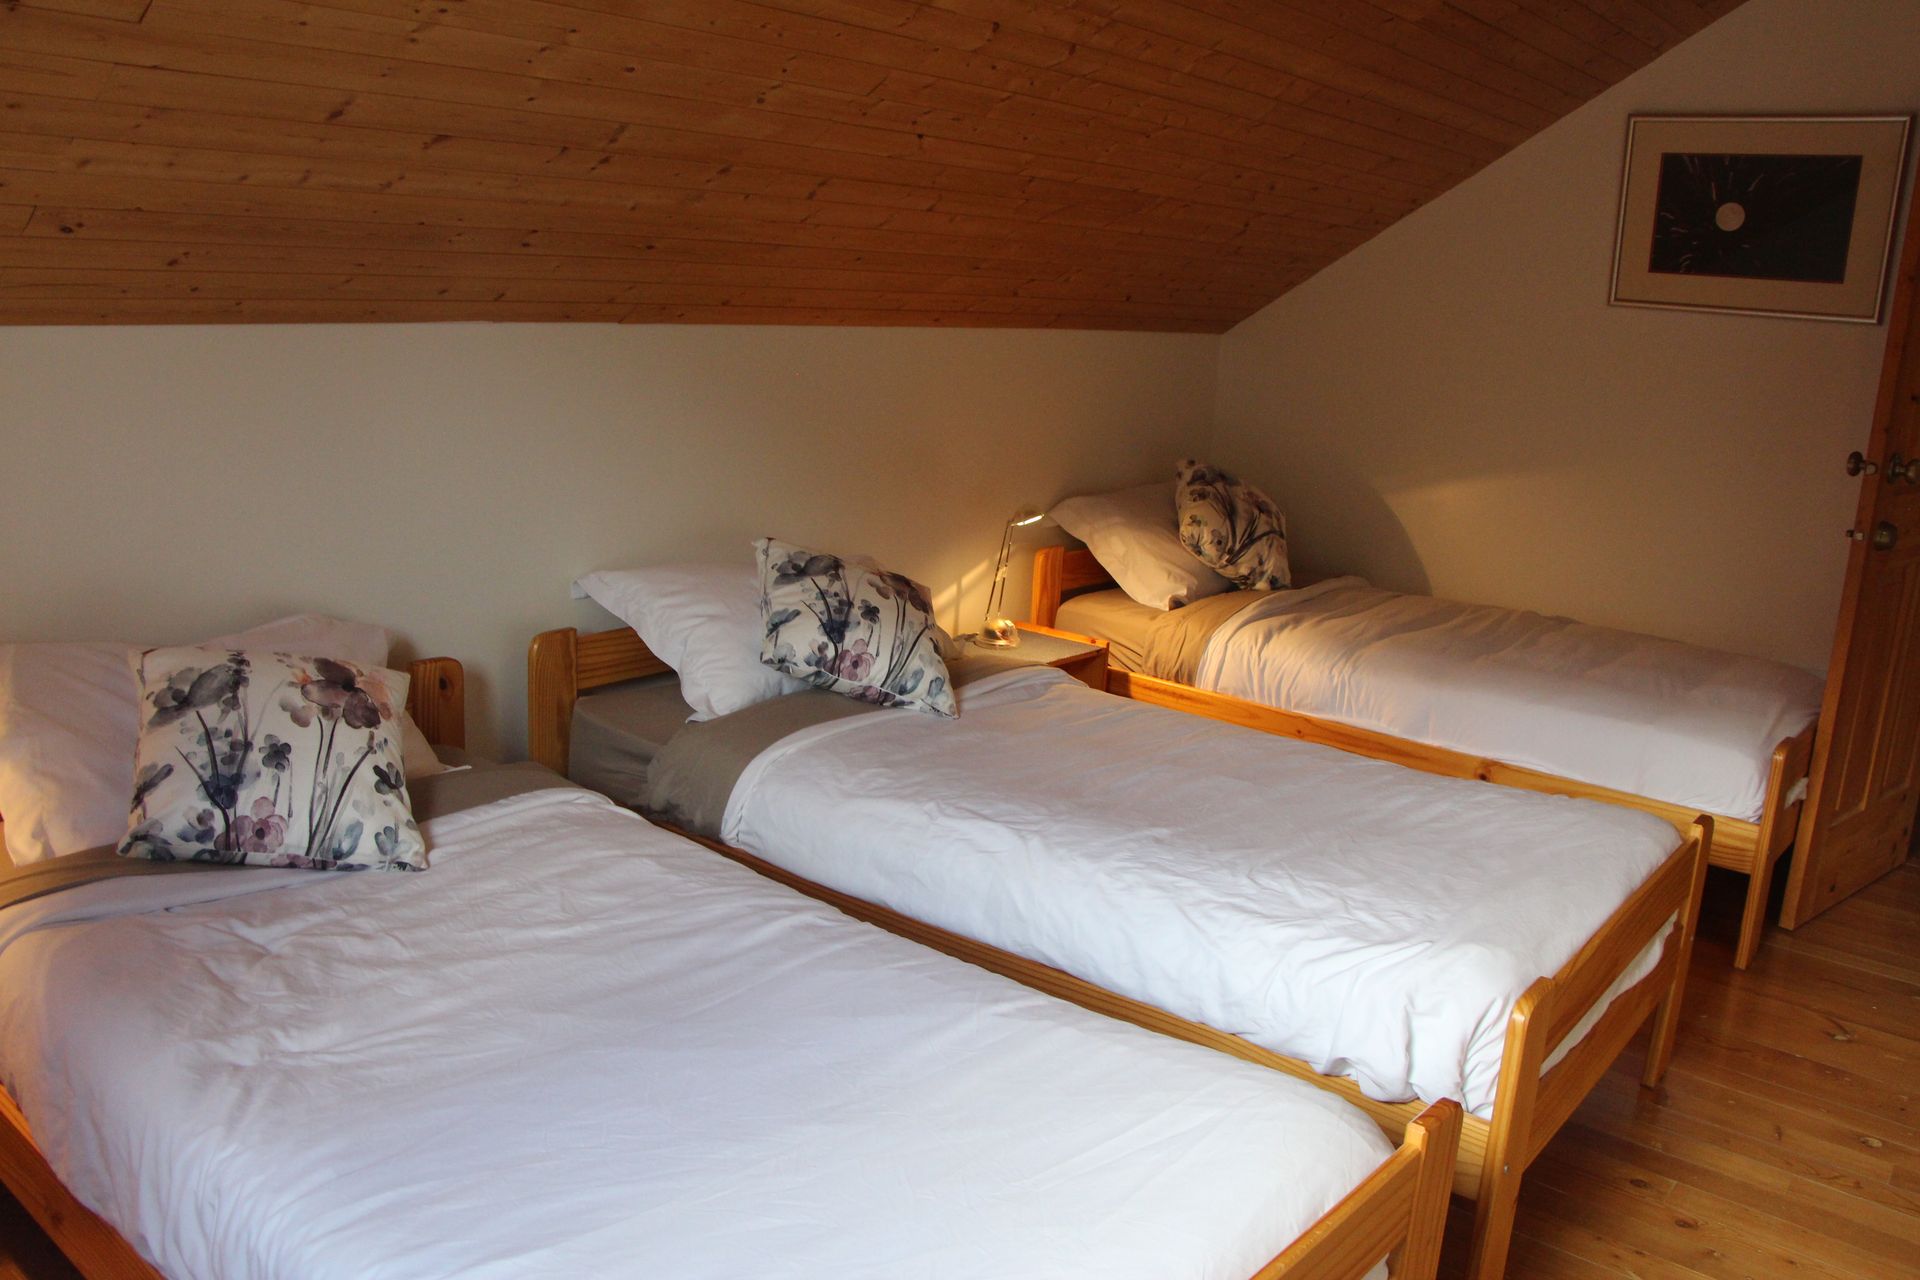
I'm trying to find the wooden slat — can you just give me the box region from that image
[0,143,1345,280]
[0,297,635,322]
[0,233,1284,311]
[16,204,1308,293]
[17,0,151,20]
[0,0,1739,327]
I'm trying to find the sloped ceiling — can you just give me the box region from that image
[0,0,1743,330]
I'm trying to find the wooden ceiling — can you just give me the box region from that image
[0,0,1743,331]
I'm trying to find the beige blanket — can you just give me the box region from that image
[1137,591,1271,684]
[645,654,1016,839]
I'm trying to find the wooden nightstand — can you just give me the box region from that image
[1002,623,1110,690]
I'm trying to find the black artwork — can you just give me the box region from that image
[1647,152,1862,282]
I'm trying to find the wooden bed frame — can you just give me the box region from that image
[1033,543,1813,970]
[528,624,1713,1280]
[0,657,466,1280]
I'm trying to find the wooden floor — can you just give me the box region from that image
[3,857,1916,1280]
[1438,854,1920,1279]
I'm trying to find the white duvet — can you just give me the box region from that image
[0,784,1394,1280]
[722,667,1684,1119]
[1195,580,1823,823]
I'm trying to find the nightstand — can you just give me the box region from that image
[991,623,1109,690]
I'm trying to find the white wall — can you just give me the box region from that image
[1,324,1215,756]
[1213,0,1920,674]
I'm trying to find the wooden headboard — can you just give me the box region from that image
[527,626,671,777]
[406,657,467,751]
[1029,545,1117,629]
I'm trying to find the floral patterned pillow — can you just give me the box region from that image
[1175,459,1291,590]
[755,538,957,717]
[120,647,426,871]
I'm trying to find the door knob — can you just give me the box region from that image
[1886,453,1920,483]
[1847,450,1880,476]
[1871,521,1898,551]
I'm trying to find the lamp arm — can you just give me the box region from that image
[982,521,1017,626]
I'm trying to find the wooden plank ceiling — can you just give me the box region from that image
[0,0,1744,331]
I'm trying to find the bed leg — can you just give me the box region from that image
[1466,979,1545,1280]
[1644,818,1712,1086]
[1466,1164,1523,1280]
[1643,984,1681,1088]
[1733,850,1774,971]
[1396,1102,1461,1280]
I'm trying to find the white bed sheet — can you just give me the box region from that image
[1195,581,1822,823]
[0,785,1394,1280]
[722,667,1683,1120]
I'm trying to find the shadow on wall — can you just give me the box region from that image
[1267,464,1433,598]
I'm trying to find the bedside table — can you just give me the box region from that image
[964,624,1109,690]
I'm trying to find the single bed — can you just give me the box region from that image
[1033,545,1820,969]
[528,623,1712,1280]
[0,656,1459,1280]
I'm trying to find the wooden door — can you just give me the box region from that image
[1783,209,1920,929]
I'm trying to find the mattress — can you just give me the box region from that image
[567,672,693,807]
[0,775,1394,1280]
[1056,586,1161,672]
[1197,581,1823,822]
[716,665,1684,1119]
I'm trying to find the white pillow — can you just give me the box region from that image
[575,565,808,722]
[1049,481,1234,610]
[202,613,390,665]
[0,614,427,866]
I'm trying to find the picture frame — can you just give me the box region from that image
[1609,114,1911,323]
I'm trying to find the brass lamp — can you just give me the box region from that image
[976,509,1047,648]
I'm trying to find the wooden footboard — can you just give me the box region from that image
[1466,819,1711,1280]
[1258,1102,1460,1280]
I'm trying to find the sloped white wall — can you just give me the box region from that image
[1213,0,1920,673]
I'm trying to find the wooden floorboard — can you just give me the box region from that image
[2,854,1914,1279]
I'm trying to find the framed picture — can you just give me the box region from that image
[1610,114,1911,323]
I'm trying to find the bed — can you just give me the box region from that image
[0,654,1460,1280]
[528,623,1713,1280]
[1033,545,1820,970]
